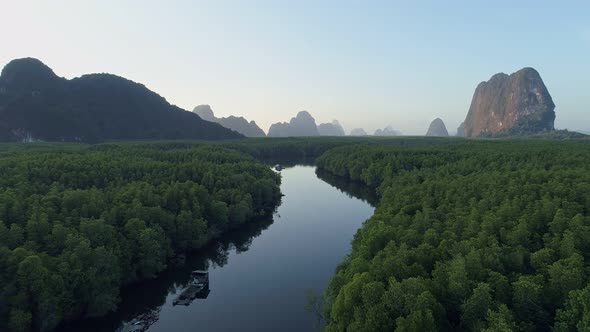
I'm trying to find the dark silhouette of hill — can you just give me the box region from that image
[0,58,242,142]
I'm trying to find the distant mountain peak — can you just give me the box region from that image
[0,58,62,93]
[1,57,57,80]
[318,119,345,136]
[193,104,216,121]
[268,110,320,137]
[374,125,401,136]
[463,67,555,137]
[192,105,265,137]
[425,118,449,136]
[350,128,367,136]
[295,110,314,119]
[0,58,242,142]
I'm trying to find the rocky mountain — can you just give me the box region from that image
[463,67,555,137]
[267,111,320,137]
[318,120,345,136]
[193,104,216,121]
[456,122,465,137]
[350,128,368,136]
[0,58,242,142]
[425,118,449,137]
[193,105,265,137]
[374,125,401,136]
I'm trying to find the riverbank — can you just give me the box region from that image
[61,166,374,332]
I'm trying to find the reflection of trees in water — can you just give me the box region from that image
[207,215,276,267]
[259,157,316,168]
[315,169,378,207]
[61,216,276,332]
[63,171,375,332]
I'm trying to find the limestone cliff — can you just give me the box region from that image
[267,111,320,137]
[463,67,555,137]
[425,118,449,137]
[193,105,265,137]
[318,120,345,136]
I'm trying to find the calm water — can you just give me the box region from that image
[63,166,375,332]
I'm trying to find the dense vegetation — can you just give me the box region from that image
[0,58,242,142]
[223,136,461,161]
[2,136,590,331]
[0,143,281,331]
[479,128,587,139]
[317,140,590,331]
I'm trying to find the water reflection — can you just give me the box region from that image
[62,166,374,332]
[315,169,378,206]
[260,156,316,168]
[61,216,276,332]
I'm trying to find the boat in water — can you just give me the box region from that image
[115,271,210,331]
[115,308,160,332]
[274,164,284,171]
[172,270,210,306]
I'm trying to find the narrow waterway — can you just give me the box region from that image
[64,166,375,332]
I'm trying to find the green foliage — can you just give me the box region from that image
[318,139,590,331]
[555,284,590,331]
[0,143,281,331]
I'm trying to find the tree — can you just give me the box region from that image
[555,284,590,331]
[0,142,282,330]
[209,201,229,226]
[8,309,32,332]
[462,283,493,330]
[548,254,585,307]
[138,228,166,278]
[482,305,516,332]
[8,224,24,249]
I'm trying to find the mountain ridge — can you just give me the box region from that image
[268,111,320,137]
[318,120,346,136]
[0,58,242,142]
[193,105,265,137]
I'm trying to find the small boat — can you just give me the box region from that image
[173,270,210,306]
[115,308,160,332]
[274,164,284,171]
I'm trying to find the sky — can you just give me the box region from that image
[1,0,589,135]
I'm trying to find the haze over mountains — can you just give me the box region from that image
[374,125,401,136]
[193,105,265,137]
[456,122,465,137]
[190,66,570,138]
[350,128,368,136]
[267,111,347,137]
[268,111,320,137]
[0,58,242,142]
[425,118,449,137]
[318,120,346,136]
[0,58,576,141]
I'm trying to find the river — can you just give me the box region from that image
[62,165,375,332]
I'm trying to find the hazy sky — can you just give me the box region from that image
[2,1,589,134]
